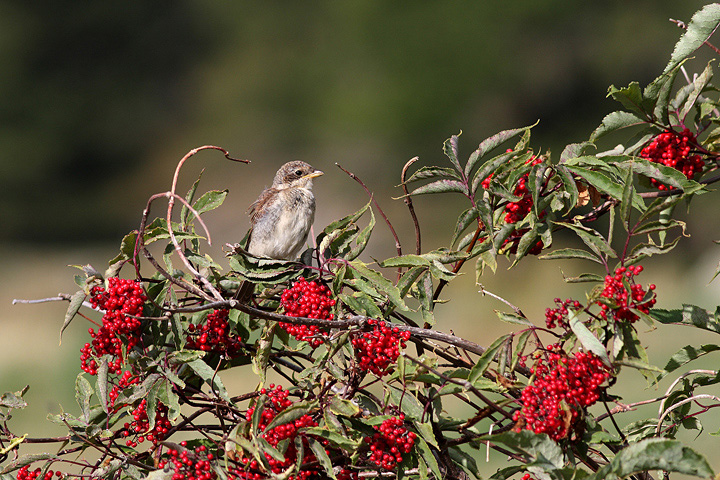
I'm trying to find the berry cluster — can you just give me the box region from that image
[186,309,243,356]
[158,443,217,480]
[544,298,582,330]
[241,385,320,480]
[365,414,416,470]
[80,277,146,375]
[351,319,411,377]
[108,370,140,408]
[482,153,546,256]
[279,278,335,348]
[514,347,612,441]
[503,156,544,224]
[17,467,63,480]
[640,128,705,190]
[122,399,171,447]
[597,265,656,323]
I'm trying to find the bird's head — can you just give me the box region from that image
[272,161,324,189]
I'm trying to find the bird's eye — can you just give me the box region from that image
[295,169,303,176]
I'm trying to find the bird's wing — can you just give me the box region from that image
[247,187,279,223]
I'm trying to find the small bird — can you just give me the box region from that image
[246,161,324,260]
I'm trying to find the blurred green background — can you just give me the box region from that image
[3,1,720,476]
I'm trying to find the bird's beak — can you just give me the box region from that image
[305,170,324,179]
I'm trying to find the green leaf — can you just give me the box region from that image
[451,207,480,247]
[265,401,317,433]
[60,290,86,345]
[664,3,720,74]
[465,125,535,177]
[409,179,468,197]
[75,373,94,420]
[404,166,461,183]
[623,158,704,193]
[652,305,720,334]
[186,359,231,402]
[447,446,481,479]
[471,149,518,196]
[555,222,616,259]
[349,262,409,311]
[307,437,336,479]
[388,388,424,420]
[591,111,647,142]
[328,397,361,417]
[299,427,361,450]
[414,436,442,480]
[192,189,228,215]
[347,208,375,261]
[494,311,533,326]
[566,165,644,210]
[568,312,611,367]
[0,386,28,410]
[562,272,605,284]
[661,344,720,379]
[589,438,713,480]
[607,82,651,116]
[479,430,564,468]
[680,62,713,121]
[468,334,511,385]
[443,133,463,174]
[539,248,602,264]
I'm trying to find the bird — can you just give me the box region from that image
[246,160,324,260]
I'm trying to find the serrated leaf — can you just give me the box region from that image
[465,125,535,177]
[443,133,463,174]
[479,430,564,468]
[404,166,461,183]
[192,189,228,215]
[349,262,409,311]
[60,290,86,345]
[566,165,645,210]
[265,402,317,433]
[623,158,704,193]
[661,344,720,380]
[589,438,713,480]
[409,179,468,197]
[468,334,511,385]
[328,397,361,417]
[451,207,480,247]
[299,427,361,450]
[664,3,720,74]
[186,359,231,402]
[555,222,616,259]
[680,62,713,121]
[388,388,424,420]
[75,374,94,420]
[568,312,611,367]
[562,272,605,283]
[415,436,442,480]
[607,82,650,116]
[494,311,533,326]
[620,165,634,232]
[539,248,602,264]
[307,437,336,479]
[591,111,647,142]
[470,149,518,196]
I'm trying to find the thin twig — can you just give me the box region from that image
[656,394,720,435]
[336,162,403,259]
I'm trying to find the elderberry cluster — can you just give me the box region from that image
[279,278,336,348]
[80,277,146,375]
[598,265,656,323]
[514,347,612,441]
[365,414,416,470]
[545,298,582,330]
[122,399,171,447]
[17,467,63,480]
[640,128,705,190]
[186,309,243,356]
[242,384,321,480]
[482,153,546,255]
[351,319,411,377]
[108,370,140,408]
[158,443,217,480]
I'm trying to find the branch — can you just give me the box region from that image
[401,157,422,255]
